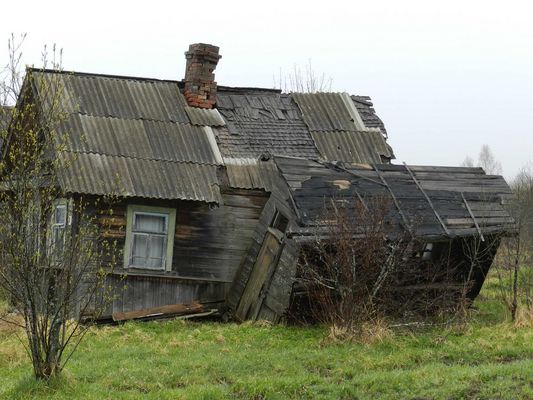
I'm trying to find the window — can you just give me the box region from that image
[271,211,289,233]
[124,205,176,271]
[50,200,69,256]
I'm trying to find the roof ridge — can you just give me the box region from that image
[28,67,183,85]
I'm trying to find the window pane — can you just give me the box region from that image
[133,213,167,233]
[55,205,66,225]
[131,234,148,266]
[52,226,64,253]
[148,235,165,268]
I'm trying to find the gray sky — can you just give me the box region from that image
[1,0,532,178]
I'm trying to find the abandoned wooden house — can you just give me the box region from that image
[1,43,515,322]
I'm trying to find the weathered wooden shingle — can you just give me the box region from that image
[274,156,515,240]
[216,90,320,159]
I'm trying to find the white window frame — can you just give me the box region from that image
[123,205,176,271]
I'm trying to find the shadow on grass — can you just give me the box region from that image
[4,371,75,400]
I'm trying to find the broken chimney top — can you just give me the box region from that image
[183,43,222,109]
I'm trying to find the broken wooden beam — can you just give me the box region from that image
[112,302,206,322]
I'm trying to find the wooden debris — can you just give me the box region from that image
[112,302,206,322]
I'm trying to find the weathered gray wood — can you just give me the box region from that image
[404,162,450,236]
[462,192,485,242]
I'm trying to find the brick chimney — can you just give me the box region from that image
[183,43,222,109]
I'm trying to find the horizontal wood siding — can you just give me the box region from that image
[173,191,268,281]
[84,191,268,315]
[102,274,230,316]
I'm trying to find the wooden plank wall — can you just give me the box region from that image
[102,275,230,316]
[173,190,268,281]
[226,177,300,321]
[82,189,268,316]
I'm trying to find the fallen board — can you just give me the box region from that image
[112,302,205,322]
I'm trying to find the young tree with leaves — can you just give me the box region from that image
[0,35,117,379]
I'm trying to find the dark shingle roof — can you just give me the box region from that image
[216,91,320,159]
[274,156,515,240]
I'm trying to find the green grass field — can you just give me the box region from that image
[1,278,532,400]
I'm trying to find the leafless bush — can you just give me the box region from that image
[492,164,533,321]
[293,196,465,334]
[273,60,333,93]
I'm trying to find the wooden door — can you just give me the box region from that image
[235,230,282,320]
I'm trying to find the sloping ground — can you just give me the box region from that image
[1,285,533,400]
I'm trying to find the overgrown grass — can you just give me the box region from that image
[1,276,533,399]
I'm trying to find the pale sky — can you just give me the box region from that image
[1,0,532,179]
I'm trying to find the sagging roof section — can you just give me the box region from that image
[274,156,514,240]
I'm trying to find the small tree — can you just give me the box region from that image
[0,35,117,379]
[493,164,533,321]
[461,144,502,175]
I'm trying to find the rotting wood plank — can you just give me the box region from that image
[403,163,450,236]
[373,165,412,232]
[461,192,485,242]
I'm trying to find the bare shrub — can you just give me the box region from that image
[273,60,333,93]
[492,163,533,321]
[294,196,465,335]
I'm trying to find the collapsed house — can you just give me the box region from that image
[1,43,515,322]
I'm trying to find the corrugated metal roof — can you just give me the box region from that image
[311,130,393,164]
[30,70,226,202]
[61,114,221,165]
[34,71,190,123]
[223,158,279,191]
[58,152,221,203]
[291,92,394,164]
[185,106,226,126]
[292,92,361,132]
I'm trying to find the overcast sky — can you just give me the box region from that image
[1,0,531,178]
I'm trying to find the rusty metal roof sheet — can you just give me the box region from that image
[61,114,222,165]
[311,129,394,164]
[58,152,221,202]
[185,106,226,126]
